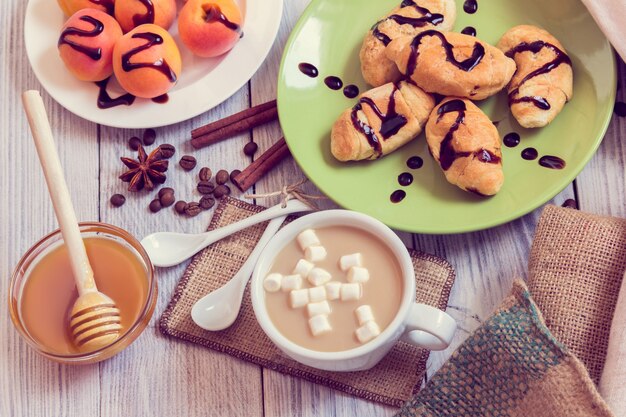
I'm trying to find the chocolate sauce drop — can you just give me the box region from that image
[95,78,136,109]
[398,172,413,186]
[539,155,566,169]
[350,83,408,158]
[390,190,406,203]
[406,30,485,77]
[298,62,318,78]
[151,93,169,104]
[121,32,178,83]
[505,41,572,110]
[435,99,500,170]
[463,0,478,14]
[90,0,114,15]
[503,132,520,148]
[58,15,104,60]
[324,76,343,90]
[372,1,444,47]
[614,101,626,117]
[461,26,476,37]
[562,199,578,209]
[203,4,241,33]
[343,85,359,99]
[521,147,538,160]
[407,156,423,169]
[132,0,155,27]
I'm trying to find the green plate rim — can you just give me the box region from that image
[277,0,618,234]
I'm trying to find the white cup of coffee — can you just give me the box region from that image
[250,210,456,372]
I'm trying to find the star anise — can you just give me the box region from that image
[119,145,168,192]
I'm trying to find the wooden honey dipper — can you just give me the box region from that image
[22,91,122,351]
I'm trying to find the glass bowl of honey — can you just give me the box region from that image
[9,222,157,364]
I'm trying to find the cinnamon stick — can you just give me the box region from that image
[232,137,291,192]
[190,100,278,149]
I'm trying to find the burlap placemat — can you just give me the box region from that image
[160,197,456,407]
[528,205,626,384]
[396,279,614,417]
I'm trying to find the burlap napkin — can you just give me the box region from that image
[396,280,614,417]
[528,205,626,383]
[160,197,456,407]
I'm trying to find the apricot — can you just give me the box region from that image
[178,0,243,58]
[112,24,182,98]
[58,9,123,82]
[57,0,115,16]
[114,0,177,33]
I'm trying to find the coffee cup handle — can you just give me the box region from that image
[401,303,456,351]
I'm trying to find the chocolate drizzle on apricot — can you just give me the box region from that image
[372,0,444,46]
[90,0,115,16]
[202,4,242,34]
[58,15,105,61]
[505,41,572,110]
[121,32,178,83]
[350,83,408,158]
[406,30,485,77]
[132,0,156,27]
[436,99,500,171]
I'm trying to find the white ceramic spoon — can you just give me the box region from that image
[191,215,286,331]
[141,199,312,267]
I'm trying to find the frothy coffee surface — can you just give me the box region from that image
[265,226,403,352]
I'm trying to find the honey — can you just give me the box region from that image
[19,237,149,355]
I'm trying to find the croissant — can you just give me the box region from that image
[331,81,435,162]
[497,25,573,128]
[359,0,456,87]
[425,98,504,196]
[386,30,516,100]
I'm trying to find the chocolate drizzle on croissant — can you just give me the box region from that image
[406,30,485,77]
[372,1,444,46]
[436,99,500,170]
[505,41,572,110]
[350,83,408,158]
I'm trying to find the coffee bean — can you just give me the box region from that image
[129,137,142,151]
[214,184,230,199]
[158,187,174,199]
[199,167,212,182]
[199,195,215,210]
[243,142,258,156]
[215,169,229,185]
[180,155,197,170]
[159,144,176,159]
[160,192,175,207]
[230,169,241,183]
[185,202,201,217]
[143,128,156,146]
[174,200,188,214]
[197,180,215,195]
[110,194,126,207]
[149,199,162,213]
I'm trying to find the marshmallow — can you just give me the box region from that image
[347,266,370,283]
[263,273,282,292]
[305,245,327,262]
[297,229,321,251]
[281,274,303,292]
[354,305,375,326]
[308,267,332,286]
[308,286,327,303]
[325,281,341,300]
[340,283,362,301]
[289,289,309,308]
[307,301,331,318]
[355,321,381,344]
[339,253,363,271]
[309,315,332,336]
[293,259,314,278]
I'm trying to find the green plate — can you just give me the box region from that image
[277,0,616,234]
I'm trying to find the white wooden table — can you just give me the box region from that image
[1,0,625,415]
